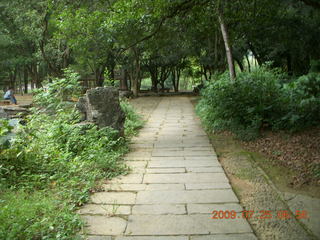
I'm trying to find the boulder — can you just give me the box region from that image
[76,87,125,135]
[0,107,8,119]
[119,90,133,99]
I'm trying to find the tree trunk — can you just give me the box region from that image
[235,58,244,72]
[131,75,138,97]
[24,67,28,93]
[120,68,128,90]
[218,7,236,81]
[176,69,181,91]
[149,66,158,92]
[95,68,104,87]
[171,70,178,92]
[245,54,251,72]
[130,48,140,97]
[28,64,41,88]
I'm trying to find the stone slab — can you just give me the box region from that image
[125,214,252,235]
[115,237,188,240]
[87,236,112,240]
[132,204,186,215]
[183,151,215,156]
[148,160,221,168]
[143,173,229,184]
[125,161,148,168]
[190,233,257,240]
[125,151,152,158]
[185,183,231,190]
[150,156,184,161]
[136,190,238,204]
[187,203,243,214]
[123,156,151,161]
[82,215,127,235]
[104,184,147,191]
[78,204,131,215]
[108,174,143,184]
[184,156,218,161]
[145,184,185,191]
[152,151,185,157]
[146,168,186,173]
[285,192,320,238]
[91,192,136,204]
[186,167,224,173]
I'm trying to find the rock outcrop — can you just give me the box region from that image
[76,87,125,134]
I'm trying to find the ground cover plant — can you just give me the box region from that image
[0,70,143,239]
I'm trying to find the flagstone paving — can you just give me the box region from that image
[80,96,256,240]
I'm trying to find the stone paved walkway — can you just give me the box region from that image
[80,96,257,240]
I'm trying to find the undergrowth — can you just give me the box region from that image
[0,69,143,239]
[196,64,320,141]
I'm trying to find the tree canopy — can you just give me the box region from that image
[0,0,319,95]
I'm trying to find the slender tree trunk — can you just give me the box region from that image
[176,69,181,91]
[131,73,138,97]
[131,48,140,97]
[245,54,251,72]
[235,58,244,72]
[202,65,209,81]
[171,70,178,92]
[120,68,128,90]
[150,72,158,92]
[24,67,28,93]
[218,7,236,81]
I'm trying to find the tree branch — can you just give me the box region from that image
[119,0,210,53]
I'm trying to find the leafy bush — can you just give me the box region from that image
[0,71,143,239]
[0,191,82,240]
[197,65,320,140]
[1,110,127,201]
[33,69,82,110]
[196,66,285,140]
[121,100,144,136]
[280,72,320,130]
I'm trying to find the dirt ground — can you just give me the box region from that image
[209,133,317,240]
[242,128,320,187]
[0,94,33,106]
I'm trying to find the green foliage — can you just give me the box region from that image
[0,119,13,137]
[121,100,144,136]
[0,191,82,240]
[0,75,143,239]
[309,60,320,73]
[280,72,320,130]
[197,66,284,140]
[33,69,82,110]
[197,66,320,140]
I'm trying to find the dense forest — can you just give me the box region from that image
[0,0,319,95]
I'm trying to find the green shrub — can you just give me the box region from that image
[121,100,144,136]
[0,191,82,240]
[33,69,82,110]
[279,72,320,130]
[0,71,143,239]
[196,66,285,140]
[197,64,320,140]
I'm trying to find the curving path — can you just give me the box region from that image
[79,96,256,240]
